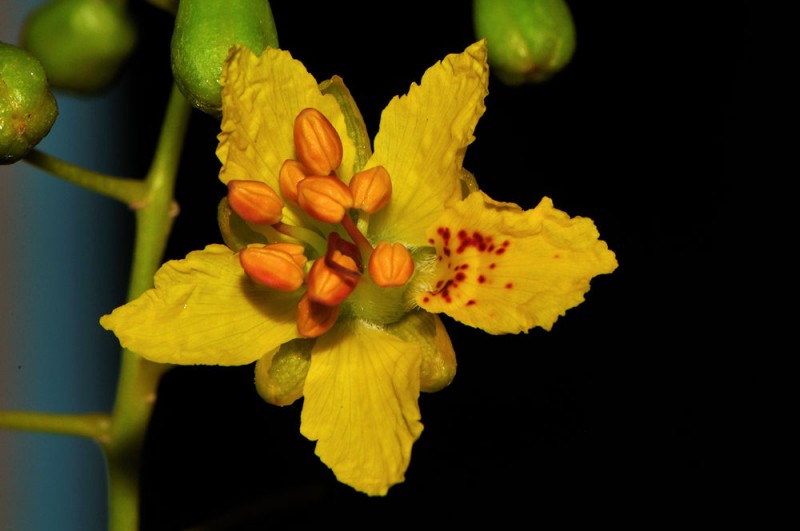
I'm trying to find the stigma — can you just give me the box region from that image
[227,107,415,337]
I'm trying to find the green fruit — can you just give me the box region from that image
[171,0,279,116]
[474,0,576,85]
[21,0,137,93]
[1,42,58,164]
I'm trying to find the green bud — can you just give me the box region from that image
[1,42,58,164]
[474,0,576,85]
[21,0,137,93]
[171,0,279,116]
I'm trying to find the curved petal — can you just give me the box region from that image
[415,192,618,334]
[367,40,489,246]
[100,244,301,366]
[300,320,423,496]
[217,45,357,227]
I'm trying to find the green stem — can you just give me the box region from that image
[23,149,147,205]
[105,82,192,531]
[0,411,110,442]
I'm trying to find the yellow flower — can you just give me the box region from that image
[100,40,617,496]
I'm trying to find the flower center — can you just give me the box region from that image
[228,107,415,337]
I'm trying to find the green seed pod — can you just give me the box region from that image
[0,42,58,164]
[171,0,279,116]
[474,0,576,85]
[21,0,137,93]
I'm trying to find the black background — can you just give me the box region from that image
[109,1,758,528]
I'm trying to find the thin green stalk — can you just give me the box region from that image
[24,149,146,205]
[0,411,110,442]
[105,82,192,531]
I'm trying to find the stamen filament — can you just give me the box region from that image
[272,221,327,255]
[340,214,373,259]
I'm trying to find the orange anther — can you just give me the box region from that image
[227,180,284,225]
[306,250,359,305]
[296,175,354,223]
[278,159,309,203]
[239,244,307,291]
[368,241,414,287]
[349,165,392,214]
[293,108,343,176]
[296,293,339,338]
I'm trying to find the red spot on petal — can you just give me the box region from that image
[505,282,513,289]
[495,248,506,255]
[466,299,476,306]
[455,272,466,281]
[422,296,430,303]
[489,263,496,269]
[478,275,486,283]
[428,238,435,245]
[553,253,560,259]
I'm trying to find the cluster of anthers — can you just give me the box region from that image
[226,108,413,338]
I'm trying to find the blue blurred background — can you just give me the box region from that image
[1,1,129,529]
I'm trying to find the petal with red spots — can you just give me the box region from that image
[416,191,617,334]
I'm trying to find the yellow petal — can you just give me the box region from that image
[254,339,313,406]
[386,310,457,393]
[300,320,423,496]
[100,244,301,365]
[416,191,618,334]
[216,45,356,228]
[367,40,489,246]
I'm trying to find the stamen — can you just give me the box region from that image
[296,176,354,223]
[240,244,307,292]
[306,250,359,306]
[349,165,392,214]
[278,160,309,203]
[227,180,284,225]
[296,293,339,338]
[293,108,343,176]
[368,241,414,287]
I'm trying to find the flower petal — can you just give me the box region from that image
[415,191,618,334]
[300,320,423,496]
[217,45,356,227]
[367,40,489,246]
[100,244,301,365]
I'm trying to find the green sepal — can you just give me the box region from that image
[386,310,457,393]
[217,197,269,252]
[319,76,372,174]
[254,338,314,406]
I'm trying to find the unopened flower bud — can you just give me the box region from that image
[349,165,392,214]
[306,251,359,306]
[278,159,309,203]
[1,42,58,164]
[240,244,307,292]
[473,0,576,85]
[171,0,278,115]
[368,242,414,287]
[296,293,339,338]
[227,180,284,225]
[293,108,343,175]
[296,175,354,224]
[21,0,137,93]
